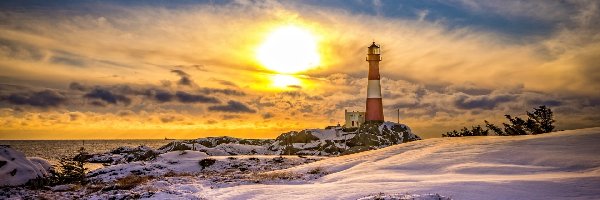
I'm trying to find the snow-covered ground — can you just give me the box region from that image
[3,127,600,199]
[205,127,600,199]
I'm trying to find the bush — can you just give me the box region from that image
[442,125,488,137]
[199,158,216,170]
[307,167,325,175]
[251,171,300,182]
[113,175,150,190]
[29,148,89,188]
[52,147,88,185]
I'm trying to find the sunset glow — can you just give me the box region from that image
[257,25,320,74]
[0,1,598,140]
[271,74,301,88]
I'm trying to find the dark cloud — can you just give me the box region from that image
[89,101,106,107]
[454,94,516,109]
[160,115,176,123]
[69,113,81,121]
[306,95,324,101]
[154,90,174,102]
[170,69,189,77]
[215,79,237,87]
[171,69,194,86]
[84,88,131,105]
[160,80,172,87]
[262,112,274,119]
[0,39,45,61]
[174,64,205,71]
[222,115,240,120]
[178,76,193,86]
[175,91,220,103]
[446,84,492,95]
[527,99,562,107]
[69,82,87,91]
[208,100,256,113]
[51,56,86,66]
[199,88,245,96]
[279,91,322,100]
[117,110,134,116]
[3,90,66,107]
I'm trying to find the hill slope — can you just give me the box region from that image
[208,127,600,199]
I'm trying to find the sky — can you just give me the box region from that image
[0,0,599,139]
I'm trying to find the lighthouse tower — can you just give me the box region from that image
[365,42,384,122]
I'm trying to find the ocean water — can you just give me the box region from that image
[0,140,172,162]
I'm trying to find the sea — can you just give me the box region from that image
[0,140,172,168]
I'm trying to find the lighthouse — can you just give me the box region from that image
[365,42,384,122]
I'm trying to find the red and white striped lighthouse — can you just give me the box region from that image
[365,42,384,122]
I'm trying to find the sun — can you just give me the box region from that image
[256,25,320,74]
[271,74,301,88]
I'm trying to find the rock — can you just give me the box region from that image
[270,121,421,156]
[87,145,159,165]
[89,122,420,166]
[51,184,78,192]
[0,145,50,186]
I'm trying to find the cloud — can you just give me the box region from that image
[69,112,82,121]
[214,79,237,87]
[171,69,194,86]
[198,88,245,96]
[175,91,220,103]
[117,110,135,116]
[262,112,274,119]
[160,115,176,123]
[2,90,66,108]
[208,100,256,113]
[69,82,87,91]
[152,90,174,102]
[0,1,599,139]
[84,88,131,105]
[453,94,516,110]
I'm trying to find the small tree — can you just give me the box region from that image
[470,125,489,136]
[526,105,555,134]
[52,147,88,185]
[503,115,528,135]
[485,120,505,136]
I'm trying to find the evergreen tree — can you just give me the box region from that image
[442,105,555,137]
[471,125,489,136]
[503,115,528,135]
[485,120,505,136]
[526,105,555,134]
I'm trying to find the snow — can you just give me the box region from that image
[205,127,600,199]
[4,127,600,199]
[87,151,323,183]
[0,145,51,186]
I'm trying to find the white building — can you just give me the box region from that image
[344,109,365,128]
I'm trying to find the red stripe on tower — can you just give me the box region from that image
[365,42,384,122]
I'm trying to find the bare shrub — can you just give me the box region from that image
[114,175,151,190]
[307,167,326,175]
[199,158,216,170]
[251,171,301,182]
[164,171,195,177]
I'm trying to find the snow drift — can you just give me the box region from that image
[207,127,600,199]
[0,145,51,186]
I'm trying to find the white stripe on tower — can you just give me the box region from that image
[367,80,382,98]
